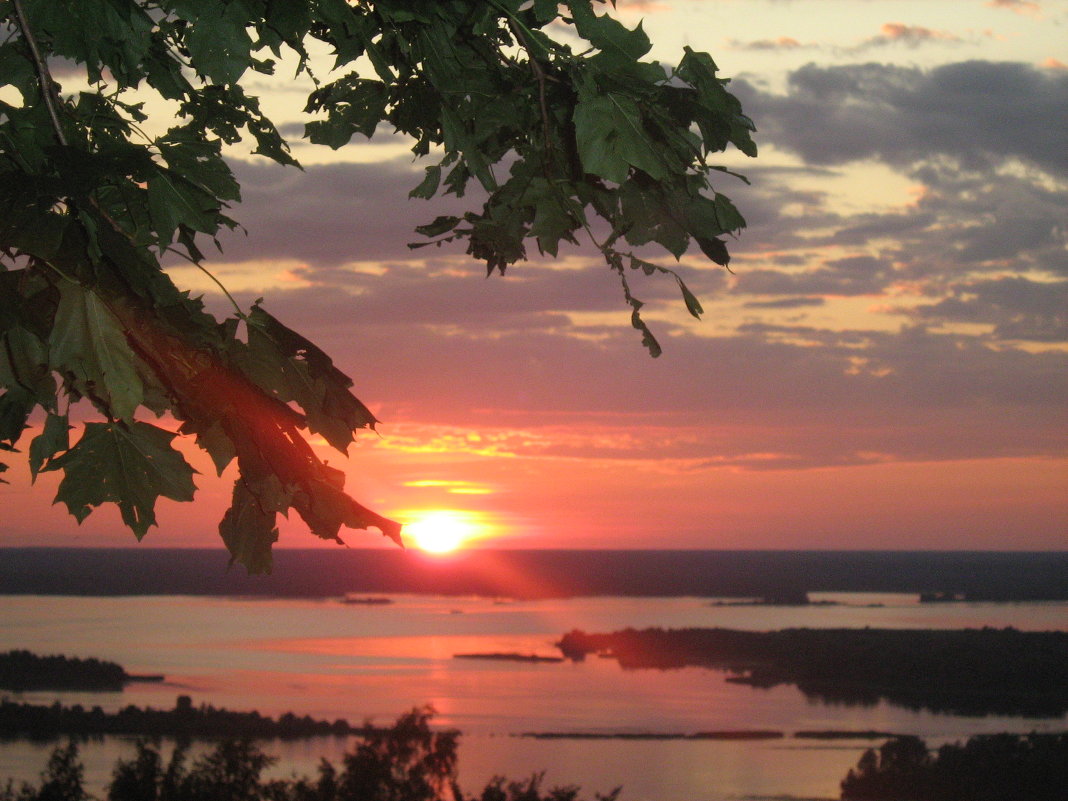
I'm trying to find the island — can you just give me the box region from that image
[453,652,564,663]
[0,650,162,692]
[556,627,1068,717]
[340,595,393,605]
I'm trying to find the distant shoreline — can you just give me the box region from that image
[2,548,1066,600]
[0,695,369,740]
[518,729,914,741]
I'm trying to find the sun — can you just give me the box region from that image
[405,510,478,553]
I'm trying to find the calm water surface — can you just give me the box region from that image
[1,593,1066,800]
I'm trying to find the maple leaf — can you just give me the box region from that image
[48,285,144,421]
[44,421,197,539]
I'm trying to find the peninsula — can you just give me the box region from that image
[0,650,161,692]
[556,627,1068,717]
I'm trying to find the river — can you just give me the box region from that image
[1,593,1065,800]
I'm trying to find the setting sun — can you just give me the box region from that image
[404,509,481,553]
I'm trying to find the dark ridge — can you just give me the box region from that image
[0,695,366,740]
[556,627,1068,718]
[2,548,1067,600]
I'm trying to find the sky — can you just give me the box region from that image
[3,0,1067,551]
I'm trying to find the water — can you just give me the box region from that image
[1,593,1066,800]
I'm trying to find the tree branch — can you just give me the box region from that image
[10,0,68,147]
[504,16,555,172]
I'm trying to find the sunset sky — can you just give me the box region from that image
[3,0,1066,551]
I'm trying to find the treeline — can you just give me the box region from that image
[0,696,361,740]
[5,549,1067,600]
[841,733,1068,800]
[5,722,1065,801]
[0,708,619,801]
[556,627,1068,717]
[0,651,129,693]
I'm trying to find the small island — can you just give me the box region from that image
[0,650,162,692]
[340,595,393,605]
[556,627,1068,717]
[453,652,564,663]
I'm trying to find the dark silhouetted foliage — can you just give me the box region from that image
[0,696,362,740]
[1,709,618,801]
[840,733,1068,801]
[0,651,128,692]
[556,627,1068,717]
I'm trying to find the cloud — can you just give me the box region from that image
[726,36,817,52]
[208,158,498,268]
[735,60,1068,175]
[232,274,1068,470]
[743,297,826,309]
[986,0,1041,15]
[853,23,963,50]
[156,56,1067,479]
[734,255,891,297]
[909,277,1068,342]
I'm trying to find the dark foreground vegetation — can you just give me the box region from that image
[3,719,1065,801]
[0,697,361,740]
[556,627,1068,716]
[0,709,619,801]
[0,652,158,693]
[841,733,1068,800]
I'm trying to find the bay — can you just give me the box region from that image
[1,592,1065,801]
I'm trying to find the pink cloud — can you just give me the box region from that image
[986,0,1041,15]
[853,22,962,50]
[726,36,815,52]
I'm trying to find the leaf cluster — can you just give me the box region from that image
[0,0,753,569]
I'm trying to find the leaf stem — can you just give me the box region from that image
[163,246,246,319]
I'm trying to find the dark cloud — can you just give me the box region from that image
[734,255,891,296]
[911,276,1068,342]
[212,158,482,266]
[736,60,1068,175]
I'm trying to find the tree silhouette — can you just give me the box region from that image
[0,1,755,570]
[2,708,620,801]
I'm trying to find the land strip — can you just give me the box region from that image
[556,627,1068,717]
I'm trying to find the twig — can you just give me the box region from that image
[506,18,555,172]
[11,0,68,147]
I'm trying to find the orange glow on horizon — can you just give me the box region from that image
[402,509,488,553]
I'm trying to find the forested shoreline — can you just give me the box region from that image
[0,696,363,740]
[3,549,1066,600]
[0,652,160,694]
[556,627,1068,716]
[4,724,1066,801]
